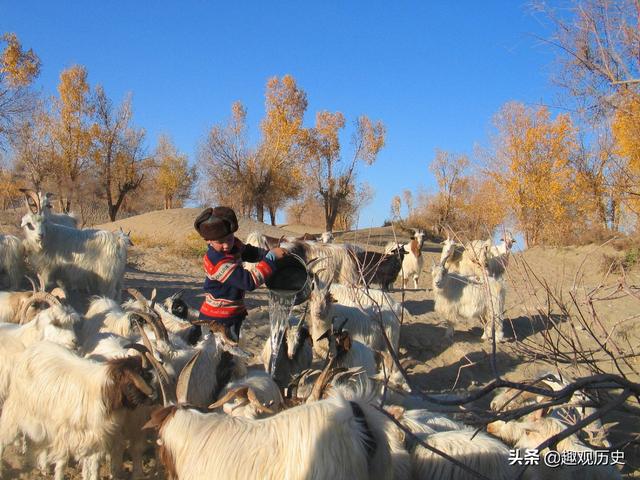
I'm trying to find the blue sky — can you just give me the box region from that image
[1,1,561,226]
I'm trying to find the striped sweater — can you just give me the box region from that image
[198,239,276,326]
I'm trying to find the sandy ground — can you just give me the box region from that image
[2,208,639,478]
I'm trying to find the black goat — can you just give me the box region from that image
[353,245,407,291]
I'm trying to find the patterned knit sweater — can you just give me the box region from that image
[198,238,276,325]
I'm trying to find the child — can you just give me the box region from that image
[193,206,286,339]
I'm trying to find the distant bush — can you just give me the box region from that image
[601,246,640,274]
[168,232,208,259]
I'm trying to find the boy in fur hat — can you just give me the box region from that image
[194,206,286,338]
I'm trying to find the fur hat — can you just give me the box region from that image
[194,206,239,241]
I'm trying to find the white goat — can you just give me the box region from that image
[0,341,154,480]
[114,227,134,248]
[441,232,515,280]
[209,370,284,419]
[20,189,78,229]
[21,202,127,299]
[145,393,394,480]
[81,296,151,351]
[490,372,612,448]
[0,290,36,324]
[432,246,506,342]
[308,277,401,359]
[0,292,80,352]
[244,230,271,250]
[391,406,465,433]
[409,428,516,480]
[400,229,425,289]
[0,293,81,426]
[487,415,621,479]
[328,282,405,317]
[261,315,313,388]
[0,234,25,290]
[283,240,363,286]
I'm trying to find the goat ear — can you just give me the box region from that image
[339,332,352,352]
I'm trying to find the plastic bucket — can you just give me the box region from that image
[265,253,311,306]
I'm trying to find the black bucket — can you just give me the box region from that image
[265,253,311,305]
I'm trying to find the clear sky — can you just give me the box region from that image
[1,1,561,227]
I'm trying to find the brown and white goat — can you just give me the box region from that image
[0,341,155,480]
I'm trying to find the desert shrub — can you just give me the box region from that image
[168,231,207,259]
[601,246,640,273]
[130,234,166,249]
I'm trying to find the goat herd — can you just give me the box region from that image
[0,189,623,479]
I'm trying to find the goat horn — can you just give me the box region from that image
[128,371,154,397]
[247,388,275,415]
[145,351,173,406]
[208,386,250,410]
[169,290,184,301]
[36,273,45,292]
[149,288,157,310]
[132,310,170,345]
[335,317,349,333]
[132,316,156,354]
[25,276,37,294]
[20,188,40,214]
[132,318,174,404]
[307,355,338,402]
[176,349,202,404]
[122,343,151,368]
[19,292,61,325]
[126,288,147,304]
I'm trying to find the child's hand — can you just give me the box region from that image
[269,247,287,259]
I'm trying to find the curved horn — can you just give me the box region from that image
[36,273,45,292]
[19,188,40,214]
[335,317,349,333]
[25,276,37,294]
[19,291,62,325]
[122,343,151,368]
[149,288,157,310]
[127,371,154,397]
[307,356,338,402]
[176,349,202,404]
[132,310,169,345]
[126,288,148,304]
[132,318,174,405]
[168,290,184,302]
[144,351,173,406]
[132,316,154,351]
[247,388,276,415]
[208,386,249,410]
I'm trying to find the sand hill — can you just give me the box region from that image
[96,208,302,243]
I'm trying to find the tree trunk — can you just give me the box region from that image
[256,201,264,223]
[268,206,277,226]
